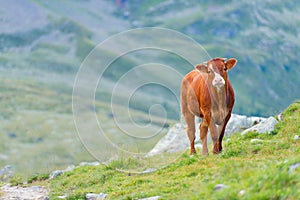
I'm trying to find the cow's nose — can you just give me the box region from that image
[215,77,223,83]
[213,77,225,87]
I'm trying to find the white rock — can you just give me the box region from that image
[146,123,188,157]
[289,163,300,173]
[86,192,108,200]
[294,135,299,140]
[250,138,264,143]
[238,190,246,196]
[241,117,278,135]
[138,196,160,200]
[79,161,100,167]
[277,113,283,121]
[140,168,157,174]
[64,165,75,172]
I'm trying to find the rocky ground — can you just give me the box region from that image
[0,185,49,200]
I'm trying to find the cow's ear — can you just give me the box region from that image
[225,58,237,70]
[195,64,208,73]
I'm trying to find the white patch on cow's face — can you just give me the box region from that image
[209,64,225,88]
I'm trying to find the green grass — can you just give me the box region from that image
[16,101,299,199]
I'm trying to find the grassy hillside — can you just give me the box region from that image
[11,101,298,199]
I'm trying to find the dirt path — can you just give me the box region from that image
[0,185,49,200]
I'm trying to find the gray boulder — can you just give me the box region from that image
[146,123,188,157]
[86,192,107,200]
[241,117,278,135]
[147,114,266,156]
[225,114,265,135]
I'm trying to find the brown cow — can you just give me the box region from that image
[180,57,237,155]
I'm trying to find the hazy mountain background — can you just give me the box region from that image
[0,0,299,176]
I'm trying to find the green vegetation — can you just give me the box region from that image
[12,101,298,199]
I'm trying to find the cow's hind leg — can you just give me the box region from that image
[184,112,196,155]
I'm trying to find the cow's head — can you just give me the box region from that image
[195,58,237,89]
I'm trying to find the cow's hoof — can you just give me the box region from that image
[202,153,209,157]
[190,149,197,155]
[213,150,222,154]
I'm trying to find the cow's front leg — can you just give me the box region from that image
[217,113,231,152]
[209,119,220,154]
[200,119,209,156]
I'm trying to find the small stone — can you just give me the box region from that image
[79,161,100,167]
[138,196,160,200]
[49,165,75,180]
[49,170,63,180]
[250,138,263,143]
[141,168,157,174]
[289,162,300,173]
[57,195,67,199]
[64,165,75,172]
[86,192,108,200]
[214,184,228,191]
[294,135,299,140]
[86,193,98,200]
[277,113,283,121]
[238,190,246,196]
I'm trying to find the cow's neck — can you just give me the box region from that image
[210,83,228,124]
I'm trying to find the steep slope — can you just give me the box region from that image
[3,101,298,199]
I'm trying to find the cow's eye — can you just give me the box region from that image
[207,70,211,74]
[224,67,227,71]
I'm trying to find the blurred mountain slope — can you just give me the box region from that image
[0,0,300,175]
